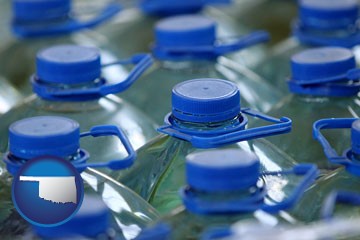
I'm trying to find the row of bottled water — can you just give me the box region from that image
[1,0,360,239]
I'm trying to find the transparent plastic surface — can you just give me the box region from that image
[119,57,282,125]
[0,163,159,239]
[0,94,158,171]
[251,94,360,170]
[292,167,360,223]
[212,217,360,240]
[253,38,306,93]
[112,118,298,215]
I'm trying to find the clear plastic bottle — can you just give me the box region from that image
[254,0,360,93]
[113,78,295,215]
[0,0,122,95]
[135,149,317,240]
[252,47,360,170]
[290,118,360,222]
[98,0,264,63]
[118,14,280,125]
[0,116,159,239]
[0,45,158,166]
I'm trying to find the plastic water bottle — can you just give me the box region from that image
[252,47,360,170]
[98,0,253,60]
[118,14,280,124]
[0,0,122,95]
[135,149,317,240]
[0,116,159,239]
[254,0,360,93]
[290,118,360,222]
[0,45,158,165]
[113,78,294,214]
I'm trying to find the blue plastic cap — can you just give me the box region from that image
[36,45,101,84]
[141,0,207,16]
[299,0,359,29]
[135,223,172,240]
[352,120,360,155]
[155,15,216,49]
[290,47,355,82]
[186,149,260,192]
[13,0,71,22]
[34,195,110,238]
[9,116,80,159]
[172,78,240,123]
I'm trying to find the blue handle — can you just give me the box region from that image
[262,164,318,213]
[292,68,360,86]
[155,30,269,57]
[201,227,232,240]
[214,31,270,55]
[78,125,136,171]
[192,108,291,148]
[13,2,122,38]
[321,191,360,220]
[181,164,318,214]
[33,54,153,99]
[313,118,357,165]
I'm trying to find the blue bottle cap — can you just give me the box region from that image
[34,195,110,238]
[13,0,71,22]
[352,120,360,155]
[141,0,206,16]
[135,223,172,240]
[186,149,260,192]
[36,45,101,84]
[9,116,80,159]
[172,78,240,123]
[290,47,355,83]
[154,14,216,50]
[299,0,359,29]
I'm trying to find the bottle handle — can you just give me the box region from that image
[262,164,318,213]
[321,191,360,220]
[33,54,153,99]
[154,31,269,57]
[313,118,357,165]
[13,2,122,38]
[214,31,270,55]
[190,108,292,148]
[78,125,136,171]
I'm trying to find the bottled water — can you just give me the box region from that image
[135,149,317,240]
[0,0,122,95]
[119,14,280,124]
[113,78,295,214]
[0,45,158,167]
[291,118,360,222]
[252,47,360,170]
[254,0,360,93]
[0,116,159,239]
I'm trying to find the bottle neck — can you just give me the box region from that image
[34,77,106,102]
[172,114,243,132]
[10,150,82,163]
